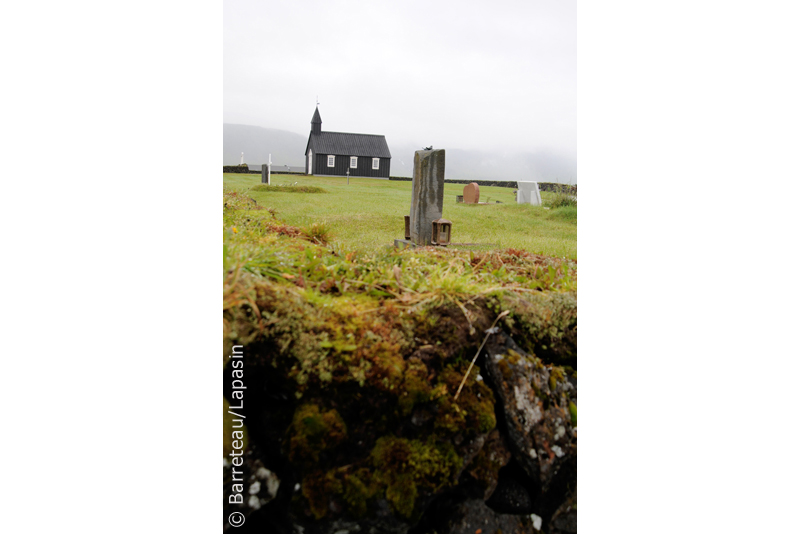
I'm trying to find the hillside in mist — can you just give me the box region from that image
[389,142,576,183]
[224,124,576,183]
[223,124,307,167]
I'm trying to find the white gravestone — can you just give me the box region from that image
[516,181,542,206]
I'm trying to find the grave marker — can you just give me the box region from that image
[409,149,446,246]
[516,181,542,206]
[463,182,480,204]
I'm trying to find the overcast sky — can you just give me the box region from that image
[224,0,575,161]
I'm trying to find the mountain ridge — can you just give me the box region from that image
[224,123,576,183]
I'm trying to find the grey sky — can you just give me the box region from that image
[224,0,575,161]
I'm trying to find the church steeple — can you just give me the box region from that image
[311,106,322,135]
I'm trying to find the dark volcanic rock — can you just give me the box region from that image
[486,470,535,514]
[499,292,578,369]
[223,290,577,533]
[548,489,577,534]
[442,498,536,534]
[461,428,513,501]
[481,331,577,526]
[223,442,285,533]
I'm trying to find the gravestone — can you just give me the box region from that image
[261,164,268,184]
[409,149,445,246]
[463,182,480,204]
[516,181,542,206]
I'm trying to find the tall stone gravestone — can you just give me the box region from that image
[463,182,480,204]
[517,181,542,206]
[409,149,445,246]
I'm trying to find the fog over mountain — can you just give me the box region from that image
[224,124,576,184]
[225,2,576,180]
[223,124,307,168]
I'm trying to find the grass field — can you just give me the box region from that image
[223,173,576,259]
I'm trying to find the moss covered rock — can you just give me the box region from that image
[222,201,577,533]
[481,331,577,527]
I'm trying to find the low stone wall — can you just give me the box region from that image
[223,167,307,176]
[538,182,577,195]
[222,165,251,173]
[388,179,575,192]
[223,170,576,194]
[389,177,517,188]
[447,179,518,188]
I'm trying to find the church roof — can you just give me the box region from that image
[307,131,391,158]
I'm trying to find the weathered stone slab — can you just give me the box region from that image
[409,149,445,245]
[463,182,480,204]
[517,181,542,205]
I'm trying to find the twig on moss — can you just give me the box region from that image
[454,310,510,401]
[447,295,475,336]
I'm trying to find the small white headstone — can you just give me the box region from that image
[517,181,542,206]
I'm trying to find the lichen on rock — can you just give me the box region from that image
[481,331,577,526]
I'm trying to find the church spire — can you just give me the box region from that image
[311,106,322,135]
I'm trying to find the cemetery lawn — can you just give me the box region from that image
[223,173,576,259]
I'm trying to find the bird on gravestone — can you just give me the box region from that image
[423,145,433,150]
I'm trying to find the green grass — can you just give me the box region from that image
[251,184,328,193]
[223,173,576,259]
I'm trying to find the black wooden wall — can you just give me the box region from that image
[314,154,390,178]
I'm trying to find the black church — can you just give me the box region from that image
[304,106,391,178]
